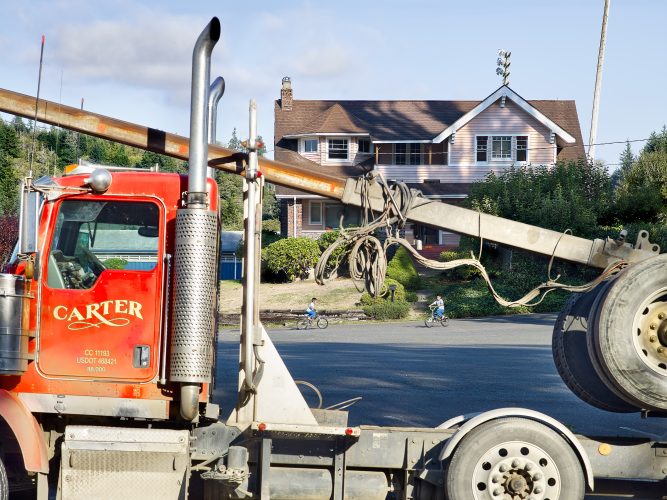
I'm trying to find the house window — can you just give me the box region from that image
[491,136,512,159]
[394,144,407,165]
[327,139,348,160]
[309,202,322,225]
[358,138,371,154]
[516,136,528,162]
[409,143,422,165]
[476,136,488,162]
[303,138,318,153]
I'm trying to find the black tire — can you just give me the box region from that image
[0,456,7,500]
[445,417,585,500]
[591,255,667,410]
[296,319,309,330]
[317,317,328,329]
[552,285,636,413]
[424,316,434,328]
[440,316,449,327]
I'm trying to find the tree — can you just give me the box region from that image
[611,141,634,189]
[468,160,612,237]
[614,127,667,222]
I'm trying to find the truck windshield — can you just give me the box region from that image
[48,200,160,289]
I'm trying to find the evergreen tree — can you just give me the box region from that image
[611,141,635,188]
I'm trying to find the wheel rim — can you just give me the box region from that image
[632,287,667,376]
[471,440,561,500]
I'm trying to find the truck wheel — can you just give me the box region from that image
[445,417,585,500]
[0,456,7,500]
[552,286,636,413]
[591,255,667,410]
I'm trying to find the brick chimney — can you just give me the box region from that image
[280,76,293,111]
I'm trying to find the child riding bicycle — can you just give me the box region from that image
[429,295,445,319]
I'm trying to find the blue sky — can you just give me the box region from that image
[0,0,664,168]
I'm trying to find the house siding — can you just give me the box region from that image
[449,99,556,168]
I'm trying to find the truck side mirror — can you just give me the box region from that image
[18,182,41,254]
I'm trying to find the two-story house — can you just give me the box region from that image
[274,77,585,252]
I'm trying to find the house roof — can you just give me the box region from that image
[275,86,584,149]
[274,85,586,198]
[431,86,575,144]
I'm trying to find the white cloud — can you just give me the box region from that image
[49,11,203,95]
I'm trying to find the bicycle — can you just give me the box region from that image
[424,305,449,328]
[296,313,329,330]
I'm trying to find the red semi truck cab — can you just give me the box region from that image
[1,170,218,420]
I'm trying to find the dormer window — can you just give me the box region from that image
[491,136,512,159]
[303,138,318,153]
[476,135,529,164]
[358,138,371,154]
[327,139,348,160]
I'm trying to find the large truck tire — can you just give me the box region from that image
[0,456,7,500]
[444,417,585,500]
[552,285,636,413]
[590,255,667,411]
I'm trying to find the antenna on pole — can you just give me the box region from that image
[28,35,46,178]
[588,0,611,160]
[496,49,511,86]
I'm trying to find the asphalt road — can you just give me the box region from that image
[215,314,667,499]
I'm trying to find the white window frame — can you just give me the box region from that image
[326,137,349,161]
[475,134,530,165]
[515,135,529,164]
[475,135,489,164]
[491,135,512,160]
[301,137,319,153]
[357,138,371,154]
[309,201,323,225]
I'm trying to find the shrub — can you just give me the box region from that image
[360,277,406,304]
[439,249,480,280]
[386,246,421,290]
[262,237,320,282]
[262,219,281,234]
[362,298,410,320]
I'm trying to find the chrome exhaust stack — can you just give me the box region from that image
[169,17,221,421]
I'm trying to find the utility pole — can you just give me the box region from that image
[588,0,611,160]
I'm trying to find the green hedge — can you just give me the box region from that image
[262,237,320,282]
[386,246,421,290]
[360,277,407,304]
[362,298,410,320]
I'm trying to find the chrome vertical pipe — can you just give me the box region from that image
[187,17,220,208]
[207,76,225,179]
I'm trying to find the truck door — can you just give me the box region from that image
[38,198,164,383]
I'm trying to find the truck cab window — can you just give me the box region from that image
[48,200,160,289]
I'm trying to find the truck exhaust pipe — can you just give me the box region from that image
[169,17,221,421]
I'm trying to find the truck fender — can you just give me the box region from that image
[437,407,594,491]
[0,390,49,473]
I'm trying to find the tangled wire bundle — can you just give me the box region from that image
[314,173,624,307]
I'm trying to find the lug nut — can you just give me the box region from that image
[533,472,543,481]
[499,464,508,472]
[493,488,503,496]
[658,347,664,354]
[534,486,543,494]
[492,475,501,483]
[650,323,657,330]
[659,313,665,320]
[511,459,521,468]
[525,463,533,471]
[650,335,658,343]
